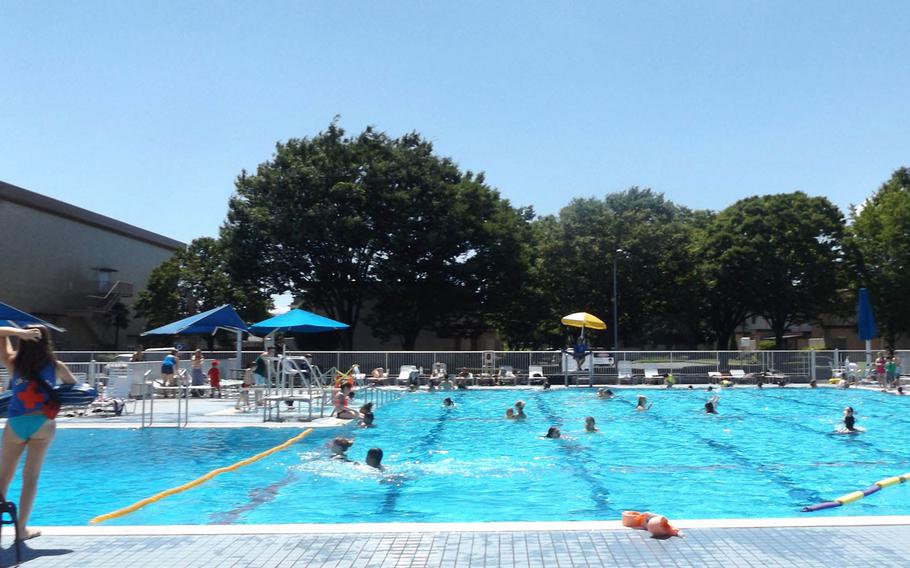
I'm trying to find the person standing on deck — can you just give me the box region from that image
[0,326,77,541]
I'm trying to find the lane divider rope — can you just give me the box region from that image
[802,472,910,512]
[90,428,314,524]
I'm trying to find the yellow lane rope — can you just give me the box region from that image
[90,428,314,524]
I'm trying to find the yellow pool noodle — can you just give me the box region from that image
[90,428,313,524]
[876,477,902,488]
[835,491,865,505]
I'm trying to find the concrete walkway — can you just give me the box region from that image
[4,519,910,567]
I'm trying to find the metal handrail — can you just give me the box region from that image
[140,370,153,428]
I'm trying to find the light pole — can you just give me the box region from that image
[613,249,623,352]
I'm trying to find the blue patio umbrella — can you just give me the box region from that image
[0,300,65,332]
[141,304,249,366]
[141,304,248,336]
[249,309,349,335]
[857,287,878,371]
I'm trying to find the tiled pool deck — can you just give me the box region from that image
[16,386,907,566]
[6,519,910,567]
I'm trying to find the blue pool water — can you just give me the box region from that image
[20,388,910,525]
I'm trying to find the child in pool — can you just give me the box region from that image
[513,400,527,419]
[843,407,857,432]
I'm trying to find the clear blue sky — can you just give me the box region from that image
[2,2,908,244]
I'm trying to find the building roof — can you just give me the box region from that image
[0,180,184,250]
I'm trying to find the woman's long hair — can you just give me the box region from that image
[13,325,57,381]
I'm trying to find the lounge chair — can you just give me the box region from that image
[528,365,547,385]
[396,365,420,387]
[643,366,660,385]
[497,366,517,386]
[730,369,750,384]
[617,361,634,385]
[350,365,367,387]
[708,371,725,383]
[92,368,136,415]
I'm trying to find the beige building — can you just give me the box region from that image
[0,180,183,349]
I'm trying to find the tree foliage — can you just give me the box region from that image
[506,188,707,349]
[222,122,532,349]
[847,167,910,348]
[133,237,271,338]
[705,192,845,348]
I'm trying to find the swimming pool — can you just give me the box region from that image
[21,388,910,525]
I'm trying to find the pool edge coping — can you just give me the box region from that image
[40,515,910,536]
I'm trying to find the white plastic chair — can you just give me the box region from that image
[396,365,420,386]
[527,365,547,385]
[497,366,517,386]
[730,369,748,383]
[644,366,660,384]
[617,361,634,384]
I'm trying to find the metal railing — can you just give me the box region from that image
[57,348,909,390]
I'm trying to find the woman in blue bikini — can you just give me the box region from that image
[0,325,75,541]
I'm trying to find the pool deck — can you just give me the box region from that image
[6,517,910,567]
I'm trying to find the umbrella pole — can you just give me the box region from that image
[865,339,872,378]
[235,330,243,379]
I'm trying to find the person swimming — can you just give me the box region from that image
[584,416,598,432]
[597,388,614,399]
[514,400,527,419]
[365,448,384,470]
[545,426,561,439]
[443,397,455,407]
[704,395,719,414]
[505,408,515,419]
[331,436,354,460]
[843,406,856,432]
[359,402,375,427]
[636,395,652,411]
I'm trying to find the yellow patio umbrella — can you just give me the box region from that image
[561,312,606,337]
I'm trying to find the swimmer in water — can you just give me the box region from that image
[597,388,614,399]
[636,395,652,411]
[365,448,384,470]
[843,406,856,432]
[359,402,375,427]
[704,395,719,414]
[331,437,354,460]
[545,426,561,439]
[514,400,527,419]
[505,408,515,419]
[443,397,454,407]
[584,416,598,432]
[898,386,905,395]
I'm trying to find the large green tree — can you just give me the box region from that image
[694,211,754,349]
[522,188,707,349]
[847,167,910,348]
[707,192,845,348]
[134,237,271,343]
[222,123,532,349]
